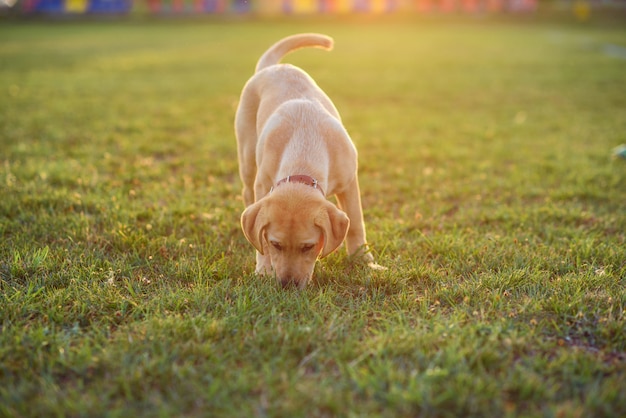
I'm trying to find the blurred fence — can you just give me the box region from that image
[18,0,541,15]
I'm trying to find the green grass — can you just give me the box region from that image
[1,16,625,417]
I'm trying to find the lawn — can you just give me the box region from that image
[1,16,625,417]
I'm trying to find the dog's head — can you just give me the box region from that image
[241,185,349,289]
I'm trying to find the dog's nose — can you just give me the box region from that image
[279,277,298,289]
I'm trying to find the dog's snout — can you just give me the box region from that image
[278,273,310,289]
[279,277,297,289]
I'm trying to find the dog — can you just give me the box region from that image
[235,33,377,289]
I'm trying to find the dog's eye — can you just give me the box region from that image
[270,241,283,251]
[301,244,315,253]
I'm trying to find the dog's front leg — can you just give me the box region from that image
[335,176,374,262]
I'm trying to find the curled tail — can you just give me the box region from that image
[255,33,334,73]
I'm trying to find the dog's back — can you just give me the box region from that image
[236,34,341,157]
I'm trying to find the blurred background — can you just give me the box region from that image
[1,0,624,19]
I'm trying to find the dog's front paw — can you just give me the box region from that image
[350,245,375,263]
[351,246,386,271]
[367,261,387,271]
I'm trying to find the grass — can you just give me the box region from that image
[1,16,625,417]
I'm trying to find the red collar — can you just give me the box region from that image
[271,175,324,196]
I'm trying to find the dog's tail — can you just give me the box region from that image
[255,33,334,73]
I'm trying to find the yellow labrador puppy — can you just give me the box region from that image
[235,33,375,289]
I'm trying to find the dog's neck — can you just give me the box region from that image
[271,175,325,196]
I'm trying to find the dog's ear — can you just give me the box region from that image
[315,201,349,258]
[241,201,269,255]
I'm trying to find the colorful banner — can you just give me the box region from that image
[22,0,538,15]
[88,0,132,12]
[329,0,354,13]
[66,0,88,12]
[291,0,317,13]
[257,0,284,14]
[26,0,64,13]
[23,0,131,13]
